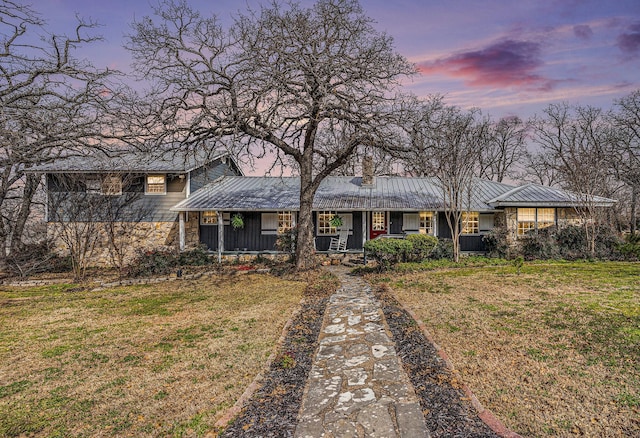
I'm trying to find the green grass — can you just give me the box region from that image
[0,273,309,437]
[379,260,640,437]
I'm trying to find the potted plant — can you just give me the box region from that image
[330,214,343,229]
[231,213,244,230]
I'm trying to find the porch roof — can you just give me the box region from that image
[171,176,517,212]
[487,184,617,207]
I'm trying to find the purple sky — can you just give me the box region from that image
[33,0,640,119]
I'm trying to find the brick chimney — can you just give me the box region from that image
[361,155,374,187]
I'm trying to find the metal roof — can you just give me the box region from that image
[171,176,520,212]
[31,142,231,173]
[487,183,617,207]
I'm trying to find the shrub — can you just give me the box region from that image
[177,246,212,266]
[364,238,413,271]
[429,238,454,260]
[405,234,438,262]
[126,246,214,277]
[3,241,71,278]
[482,227,509,258]
[275,226,297,262]
[520,228,559,260]
[555,225,587,260]
[619,233,640,260]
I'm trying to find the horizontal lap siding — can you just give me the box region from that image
[47,174,185,222]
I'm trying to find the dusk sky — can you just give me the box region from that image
[34,0,640,119]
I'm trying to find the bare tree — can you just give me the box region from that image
[125,0,414,270]
[610,90,640,233]
[479,116,528,182]
[520,149,560,186]
[530,103,616,255]
[0,1,114,265]
[47,173,149,281]
[401,99,488,262]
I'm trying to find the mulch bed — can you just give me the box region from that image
[220,271,498,437]
[374,284,499,438]
[219,278,332,437]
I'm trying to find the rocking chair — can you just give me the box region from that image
[328,229,349,252]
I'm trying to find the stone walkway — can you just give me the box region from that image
[295,268,430,438]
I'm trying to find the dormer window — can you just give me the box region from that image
[146,174,166,195]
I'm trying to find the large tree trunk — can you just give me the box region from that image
[631,185,638,234]
[295,156,319,271]
[10,173,39,255]
[295,190,316,271]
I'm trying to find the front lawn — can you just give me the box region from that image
[0,274,305,437]
[370,261,639,437]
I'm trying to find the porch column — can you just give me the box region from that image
[433,212,438,237]
[217,210,224,263]
[362,211,368,247]
[179,212,185,251]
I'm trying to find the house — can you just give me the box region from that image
[35,147,616,264]
[170,174,616,257]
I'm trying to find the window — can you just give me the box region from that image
[517,208,536,235]
[537,208,555,230]
[317,211,337,235]
[278,211,294,234]
[419,212,433,234]
[101,175,122,195]
[517,208,556,235]
[372,211,386,231]
[201,211,218,225]
[146,174,166,194]
[462,211,479,234]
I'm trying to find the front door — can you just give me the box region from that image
[370,211,387,239]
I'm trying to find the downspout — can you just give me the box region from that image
[217,211,224,263]
[179,212,185,251]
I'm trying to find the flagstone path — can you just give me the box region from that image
[294,267,430,438]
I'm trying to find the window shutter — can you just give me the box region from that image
[479,214,494,232]
[402,213,420,232]
[261,213,278,235]
[342,213,353,234]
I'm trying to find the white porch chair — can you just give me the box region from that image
[329,229,349,252]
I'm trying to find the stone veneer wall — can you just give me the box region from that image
[48,213,201,268]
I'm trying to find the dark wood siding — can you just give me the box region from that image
[199,212,278,252]
[389,212,403,234]
[199,224,218,251]
[436,212,487,252]
[437,212,452,238]
[460,235,486,252]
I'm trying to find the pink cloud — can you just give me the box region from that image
[617,23,640,55]
[417,39,553,91]
[573,24,593,40]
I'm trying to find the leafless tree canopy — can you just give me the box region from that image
[0,0,114,261]
[611,91,640,233]
[398,97,490,261]
[529,103,619,254]
[479,116,528,183]
[126,0,414,269]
